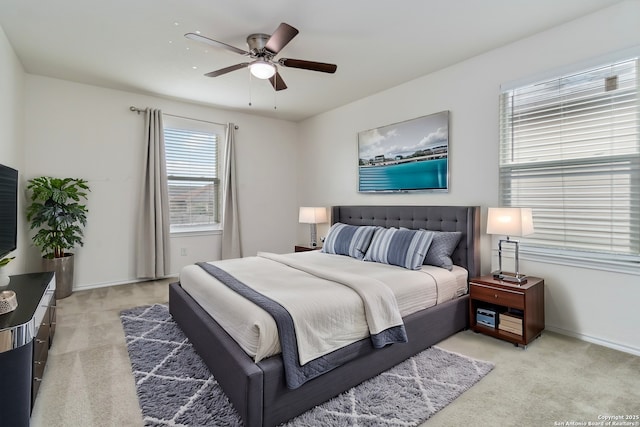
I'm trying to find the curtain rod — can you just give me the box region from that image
[129,106,238,129]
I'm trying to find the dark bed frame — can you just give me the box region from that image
[169,205,480,427]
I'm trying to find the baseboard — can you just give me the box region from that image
[73,274,179,292]
[545,325,640,357]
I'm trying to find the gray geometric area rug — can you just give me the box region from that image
[120,304,494,427]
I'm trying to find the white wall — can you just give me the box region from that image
[22,76,299,288]
[4,1,639,355]
[298,1,640,355]
[0,25,26,275]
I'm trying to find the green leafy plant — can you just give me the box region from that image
[26,177,90,259]
[0,256,14,267]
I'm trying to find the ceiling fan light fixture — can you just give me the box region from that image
[249,61,276,79]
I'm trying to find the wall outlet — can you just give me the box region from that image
[180,248,187,256]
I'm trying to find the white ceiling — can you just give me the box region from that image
[0,0,624,121]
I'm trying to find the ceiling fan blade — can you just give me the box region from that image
[205,63,250,77]
[269,72,288,91]
[185,33,249,56]
[279,58,337,74]
[265,23,299,54]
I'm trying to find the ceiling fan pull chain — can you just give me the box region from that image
[248,71,253,106]
[273,74,277,110]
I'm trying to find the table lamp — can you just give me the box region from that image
[486,207,534,284]
[298,207,327,247]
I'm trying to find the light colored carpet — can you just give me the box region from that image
[120,304,493,426]
[30,280,640,427]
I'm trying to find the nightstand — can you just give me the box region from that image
[468,275,544,348]
[294,245,322,252]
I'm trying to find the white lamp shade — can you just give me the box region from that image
[298,207,327,224]
[486,207,534,237]
[249,61,276,79]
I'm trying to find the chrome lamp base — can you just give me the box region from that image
[492,270,528,285]
[308,223,318,247]
[494,237,527,285]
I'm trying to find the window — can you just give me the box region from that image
[499,57,640,268]
[163,117,224,233]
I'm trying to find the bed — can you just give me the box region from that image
[169,205,480,427]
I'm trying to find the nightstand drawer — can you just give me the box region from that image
[470,283,525,309]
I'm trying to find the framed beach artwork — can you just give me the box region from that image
[358,111,449,192]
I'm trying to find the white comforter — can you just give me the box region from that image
[180,251,467,364]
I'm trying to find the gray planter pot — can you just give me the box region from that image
[43,254,75,299]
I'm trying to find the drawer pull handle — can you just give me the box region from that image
[34,377,42,382]
[36,339,47,344]
[34,361,44,365]
[494,294,498,298]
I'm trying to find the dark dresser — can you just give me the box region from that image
[0,272,56,427]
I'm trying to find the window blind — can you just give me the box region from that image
[164,127,219,230]
[499,58,640,262]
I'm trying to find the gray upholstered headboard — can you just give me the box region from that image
[331,205,480,278]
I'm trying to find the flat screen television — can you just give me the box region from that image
[0,163,18,259]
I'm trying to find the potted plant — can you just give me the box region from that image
[26,177,89,299]
[0,256,15,287]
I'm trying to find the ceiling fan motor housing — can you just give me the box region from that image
[246,33,271,56]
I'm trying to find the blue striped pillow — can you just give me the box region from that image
[321,223,377,260]
[364,227,435,270]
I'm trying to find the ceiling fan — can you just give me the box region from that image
[185,23,337,91]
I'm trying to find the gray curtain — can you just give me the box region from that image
[221,123,242,259]
[136,108,171,278]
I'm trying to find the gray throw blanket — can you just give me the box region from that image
[196,261,407,389]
